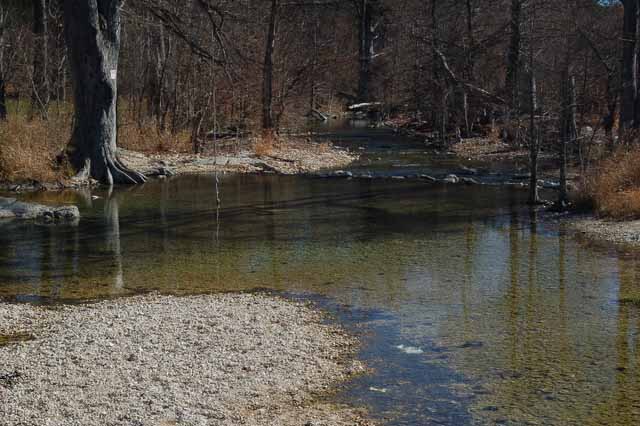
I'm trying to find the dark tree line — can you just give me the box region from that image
[0,0,633,186]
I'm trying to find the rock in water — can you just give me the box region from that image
[0,197,79,223]
[442,174,460,184]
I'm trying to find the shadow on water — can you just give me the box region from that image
[2,128,640,424]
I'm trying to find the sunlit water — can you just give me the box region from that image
[2,128,640,425]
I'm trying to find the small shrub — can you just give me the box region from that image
[118,122,191,153]
[587,147,640,220]
[253,130,279,157]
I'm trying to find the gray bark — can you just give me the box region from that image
[558,70,576,207]
[528,72,538,205]
[62,0,145,185]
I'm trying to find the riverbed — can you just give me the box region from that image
[1,126,640,425]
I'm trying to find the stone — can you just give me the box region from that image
[442,174,460,184]
[461,177,480,185]
[0,197,79,223]
[419,174,437,182]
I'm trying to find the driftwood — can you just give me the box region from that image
[308,109,328,121]
[434,48,507,106]
[348,102,384,111]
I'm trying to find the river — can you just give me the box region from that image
[1,126,639,425]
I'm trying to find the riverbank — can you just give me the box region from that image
[569,217,640,248]
[0,137,357,193]
[120,137,357,177]
[0,293,372,426]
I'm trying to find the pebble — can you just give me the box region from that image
[0,294,371,426]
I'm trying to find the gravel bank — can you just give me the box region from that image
[120,139,357,177]
[0,294,372,426]
[570,217,640,248]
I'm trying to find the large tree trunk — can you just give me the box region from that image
[262,0,278,132]
[62,0,145,185]
[620,0,638,133]
[31,0,49,118]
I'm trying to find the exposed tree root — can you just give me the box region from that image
[70,156,146,186]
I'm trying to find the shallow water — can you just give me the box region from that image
[2,128,640,425]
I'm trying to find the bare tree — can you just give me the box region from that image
[31,0,49,118]
[62,0,145,184]
[620,0,638,134]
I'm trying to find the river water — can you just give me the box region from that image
[1,127,640,425]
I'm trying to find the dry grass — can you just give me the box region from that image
[118,122,191,153]
[587,147,640,219]
[253,130,279,157]
[0,114,70,183]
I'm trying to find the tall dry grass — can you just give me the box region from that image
[0,114,70,183]
[253,130,280,157]
[0,102,194,183]
[118,122,192,153]
[587,147,640,219]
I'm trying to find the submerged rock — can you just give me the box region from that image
[442,174,460,184]
[0,197,79,223]
[419,174,438,182]
[461,177,480,185]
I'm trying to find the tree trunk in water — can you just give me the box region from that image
[262,0,278,132]
[528,72,539,205]
[62,0,145,185]
[505,0,522,114]
[31,0,49,118]
[558,69,576,207]
[620,0,638,133]
[462,0,474,136]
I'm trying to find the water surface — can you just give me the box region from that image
[1,129,639,425]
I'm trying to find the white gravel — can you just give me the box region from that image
[570,217,640,247]
[0,294,372,426]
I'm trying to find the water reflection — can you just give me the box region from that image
[1,175,640,424]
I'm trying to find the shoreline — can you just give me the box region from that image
[0,137,358,193]
[568,216,640,249]
[0,293,373,426]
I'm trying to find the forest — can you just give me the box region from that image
[5,2,640,426]
[0,0,637,215]
[0,0,640,209]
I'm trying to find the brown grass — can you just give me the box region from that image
[118,122,192,153]
[253,130,279,157]
[587,147,640,220]
[0,114,70,183]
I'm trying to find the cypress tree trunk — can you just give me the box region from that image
[528,72,539,205]
[62,0,145,185]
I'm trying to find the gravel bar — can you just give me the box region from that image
[570,218,640,248]
[0,294,372,426]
